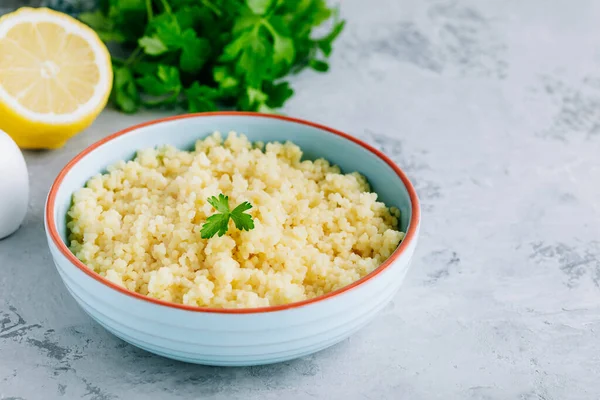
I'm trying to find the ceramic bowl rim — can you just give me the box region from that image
[45,112,421,314]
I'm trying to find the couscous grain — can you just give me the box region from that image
[67,132,405,308]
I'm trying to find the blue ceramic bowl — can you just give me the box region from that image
[45,112,421,366]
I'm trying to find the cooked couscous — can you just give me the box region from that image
[67,132,405,308]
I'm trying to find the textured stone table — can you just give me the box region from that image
[2,0,600,399]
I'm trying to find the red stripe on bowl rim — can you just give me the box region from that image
[46,112,421,314]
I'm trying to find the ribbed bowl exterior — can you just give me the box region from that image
[47,231,417,366]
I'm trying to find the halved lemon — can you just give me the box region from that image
[0,7,112,149]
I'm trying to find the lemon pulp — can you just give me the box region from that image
[0,8,112,149]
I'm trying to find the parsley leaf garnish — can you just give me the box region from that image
[201,194,255,239]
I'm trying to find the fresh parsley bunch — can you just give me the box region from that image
[79,0,345,114]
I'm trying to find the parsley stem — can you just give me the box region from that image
[201,0,222,17]
[141,90,180,106]
[125,47,142,66]
[156,0,172,14]
[145,0,153,20]
[261,20,276,38]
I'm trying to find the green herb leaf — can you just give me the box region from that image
[201,195,255,239]
[246,87,268,105]
[264,81,294,108]
[317,19,345,56]
[185,82,218,112]
[79,10,126,43]
[207,194,230,214]
[105,0,147,44]
[179,29,210,73]
[136,65,181,96]
[247,0,273,15]
[174,7,196,30]
[139,36,169,55]
[132,61,159,76]
[117,0,146,13]
[153,17,183,49]
[220,32,248,62]
[213,66,239,90]
[98,31,128,43]
[113,66,140,113]
[79,10,110,30]
[200,213,230,238]
[230,201,255,231]
[264,16,295,68]
[233,10,262,34]
[213,66,239,98]
[309,59,329,72]
[257,103,277,114]
[237,31,271,86]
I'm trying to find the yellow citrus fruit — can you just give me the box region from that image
[0,7,112,149]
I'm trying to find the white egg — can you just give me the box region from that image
[0,130,29,239]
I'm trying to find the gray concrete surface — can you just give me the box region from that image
[2,0,600,399]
